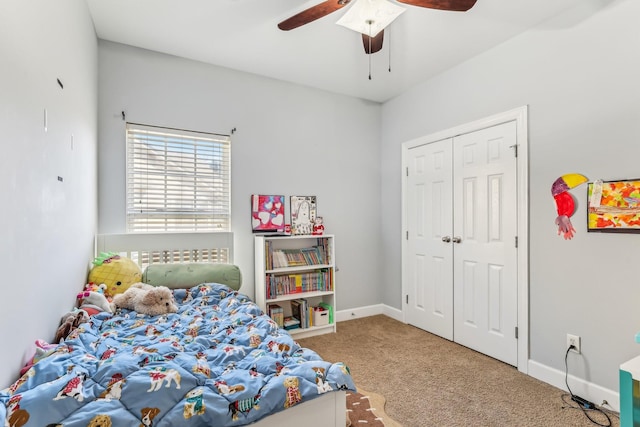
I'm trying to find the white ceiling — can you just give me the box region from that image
[86,0,586,103]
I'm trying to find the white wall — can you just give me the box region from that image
[381,0,640,395]
[97,41,383,311]
[0,0,97,387]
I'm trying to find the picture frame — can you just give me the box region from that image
[251,194,285,233]
[290,196,317,235]
[587,179,640,233]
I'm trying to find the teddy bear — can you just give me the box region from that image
[312,216,324,235]
[112,283,178,316]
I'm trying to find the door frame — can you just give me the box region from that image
[401,105,529,374]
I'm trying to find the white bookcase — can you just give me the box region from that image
[254,234,336,339]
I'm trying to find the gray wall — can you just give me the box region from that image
[97,41,383,310]
[2,0,634,404]
[0,0,97,387]
[381,0,640,393]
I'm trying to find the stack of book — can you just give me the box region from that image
[283,316,300,330]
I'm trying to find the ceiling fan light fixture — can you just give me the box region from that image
[336,0,406,37]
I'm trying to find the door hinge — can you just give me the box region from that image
[510,144,518,158]
[406,167,409,177]
[406,294,409,304]
[406,231,409,240]
[515,236,518,248]
[515,326,519,339]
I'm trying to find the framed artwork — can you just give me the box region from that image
[587,179,640,233]
[251,194,285,232]
[290,196,317,235]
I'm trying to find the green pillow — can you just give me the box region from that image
[142,263,242,291]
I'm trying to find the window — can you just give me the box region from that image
[126,123,231,232]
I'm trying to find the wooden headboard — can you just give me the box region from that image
[95,232,234,269]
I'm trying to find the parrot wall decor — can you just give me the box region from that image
[551,173,588,240]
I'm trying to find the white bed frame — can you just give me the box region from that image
[95,232,347,427]
[96,232,235,267]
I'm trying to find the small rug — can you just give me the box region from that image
[346,388,403,426]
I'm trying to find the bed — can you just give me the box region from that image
[0,233,354,427]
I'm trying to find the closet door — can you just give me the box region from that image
[405,139,454,340]
[452,121,518,366]
[404,120,519,366]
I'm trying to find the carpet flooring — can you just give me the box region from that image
[297,315,619,427]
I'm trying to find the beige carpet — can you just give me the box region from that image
[298,315,619,427]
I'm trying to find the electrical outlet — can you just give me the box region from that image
[567,334,581,354]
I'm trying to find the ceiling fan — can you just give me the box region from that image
[278,0,478,54]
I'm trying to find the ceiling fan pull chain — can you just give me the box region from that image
[388,28,392,73]
[368,20,372,80]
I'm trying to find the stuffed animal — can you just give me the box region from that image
[112,283,178,316]
[88,252,143,297]
[55,310,89,343]
[84,282,107,294]
[20,340,58,375]
[77,290,113,316]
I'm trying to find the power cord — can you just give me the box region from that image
[563,346,615,426]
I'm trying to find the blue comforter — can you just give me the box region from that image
[0,283,354,426]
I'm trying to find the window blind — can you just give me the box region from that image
[126,123,231,232]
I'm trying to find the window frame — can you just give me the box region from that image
[125,122,231,233]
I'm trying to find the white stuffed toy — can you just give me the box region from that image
[112,283,178,316]
[77,290,113,315]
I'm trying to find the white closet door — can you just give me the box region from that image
[405,139,454,340]
[452,121,518,366]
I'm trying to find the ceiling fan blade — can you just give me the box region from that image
[362,30,384,55]
[396,0,477,12]
[278,0,352,31]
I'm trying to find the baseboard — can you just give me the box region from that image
[528,359,619,412]
[335,304,402,323]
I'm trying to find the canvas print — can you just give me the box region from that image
[290,196,317,235]
[587,180,640,233]
[251,194,285,232]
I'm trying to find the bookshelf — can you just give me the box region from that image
[255,234,336,338]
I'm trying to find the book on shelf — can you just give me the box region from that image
[267,304,284,327]
[270,249,289,268]
[290,299,302,328]
[283,316,300,330]
[265,270,333,299]
[291,298,314,329]
[266,237,331,269]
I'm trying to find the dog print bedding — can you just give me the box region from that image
[0,283,355,426]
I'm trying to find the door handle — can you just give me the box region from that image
[442,236,451,243]
[452,236,462,244]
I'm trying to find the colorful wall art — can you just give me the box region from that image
[290,196,316,235]
[587,179,640,233]
[551,173,588,240]
[251,194,285,232]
